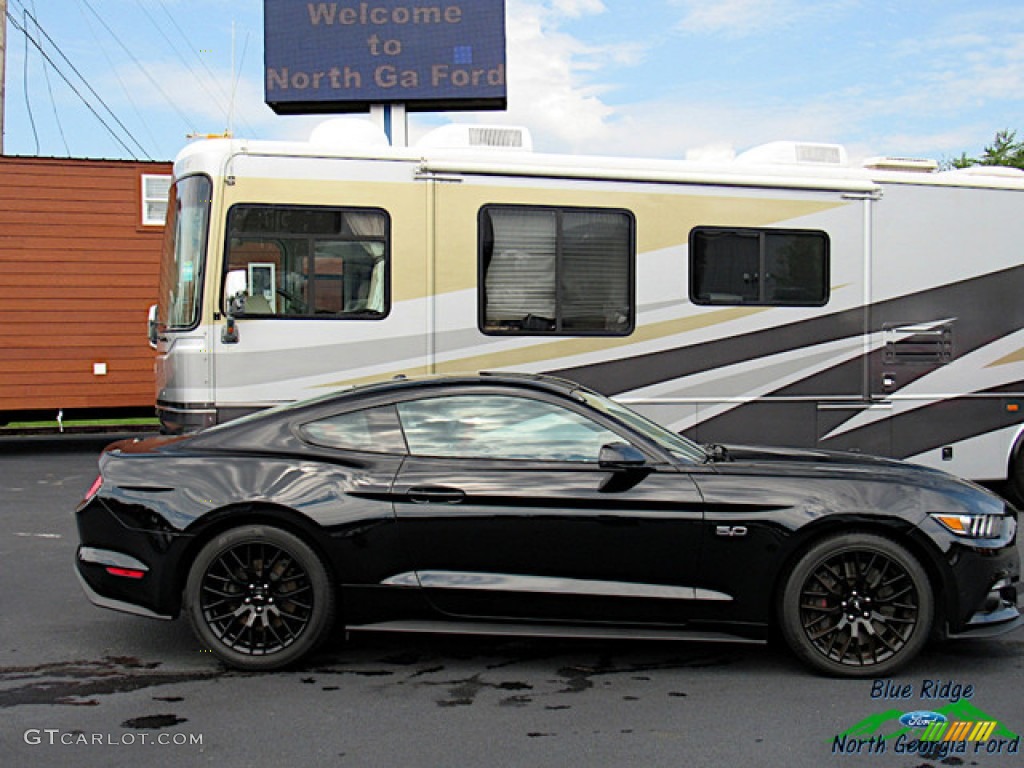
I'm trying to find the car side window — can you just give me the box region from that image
[396,395,622,461]
[300,405,407,453]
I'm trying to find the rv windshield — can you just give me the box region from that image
[158,175,212,329]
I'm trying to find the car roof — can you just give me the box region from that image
[349,371,584,398]
[188,371,590,444]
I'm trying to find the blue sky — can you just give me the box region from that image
[3,0,1023,164]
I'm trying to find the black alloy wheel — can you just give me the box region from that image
[780,533,933,677]
[185,525,336,670]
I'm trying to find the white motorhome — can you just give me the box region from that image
[151,119,1024,494]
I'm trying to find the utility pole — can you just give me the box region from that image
[1,0,7,154]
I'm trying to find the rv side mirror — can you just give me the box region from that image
[599,442,647,470]
[147,304,160,349]
[221,270,247,344]
[224,270,248,315]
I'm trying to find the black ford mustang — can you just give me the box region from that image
[75,373,1022,676]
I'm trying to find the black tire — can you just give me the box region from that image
[779,533,933,677]
[185,524,336,671]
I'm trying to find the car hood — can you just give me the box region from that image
[714,443,1009,508]
[721,443,916,468]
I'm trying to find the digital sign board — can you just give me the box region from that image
[264,1,507,114]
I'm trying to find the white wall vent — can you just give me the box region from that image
[417,124,533,151]
[863,156,938,172]
[736,141,848,167]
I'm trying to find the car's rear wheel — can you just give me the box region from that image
[780,533,933,677]
[185,524,335,670]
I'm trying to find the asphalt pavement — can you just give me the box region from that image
[1,434,1022,767]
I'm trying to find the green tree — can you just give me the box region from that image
[948,129,1024,169]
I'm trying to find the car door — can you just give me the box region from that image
[389,391,707,625]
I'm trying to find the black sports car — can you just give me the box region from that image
[75,373,1022,676]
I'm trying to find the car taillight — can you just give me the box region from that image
[82,475,103,504]
[105,567,146,579]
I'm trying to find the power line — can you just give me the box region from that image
[76,0,198,135]
[77,2,162,155]
[134,0,232,123]
[9,1,151,158]
[155,0,257,137]
[5,10,140,158]
[21,10,40,153]
[228,28,252,136]
[29,0,70,155]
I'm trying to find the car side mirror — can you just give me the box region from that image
[599,442,647,470]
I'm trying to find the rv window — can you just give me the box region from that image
[690,228,829,306]
[479,206,634,335]
[223,205,389,319]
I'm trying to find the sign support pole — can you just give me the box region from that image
[370,104,407,147]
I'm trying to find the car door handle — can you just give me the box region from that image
[405,486,466,504]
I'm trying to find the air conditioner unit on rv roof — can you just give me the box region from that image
[736,141,848,167]
[863,156,939,172]
[416,124,533,151]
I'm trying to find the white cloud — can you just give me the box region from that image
[549,0,608,18]
[106,58,285,155]
[669,0,855,39]
[499,2,616,147]
[581,96,857,160]
[883,10,1024,104]
[671,0,791,37]
[447,0,648,152]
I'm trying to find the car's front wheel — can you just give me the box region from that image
[185,524,336,670]
[780,532,933,677]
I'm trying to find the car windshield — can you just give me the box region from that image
[575,388,709,464]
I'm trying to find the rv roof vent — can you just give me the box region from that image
[736,141,848,167]
[863,156,938,172]
[416,123,533,151]
[945,165,1024,179]
[309,118,390,148]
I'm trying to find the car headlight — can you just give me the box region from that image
[930,513,1004,539]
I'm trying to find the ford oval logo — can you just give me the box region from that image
[899,711,948,728]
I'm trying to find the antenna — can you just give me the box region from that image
[226,21,249,139]
[228,20,234,137]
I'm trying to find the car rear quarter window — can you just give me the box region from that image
[299,405,407,453]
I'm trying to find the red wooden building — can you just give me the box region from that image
[0,156,172,422]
